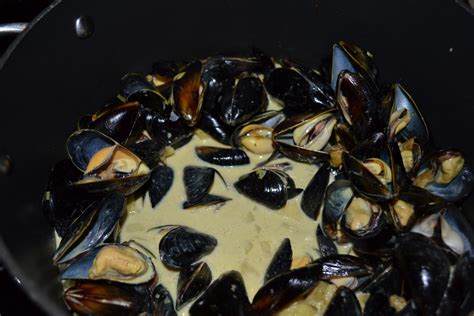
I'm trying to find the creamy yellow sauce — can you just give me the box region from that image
[121,134,326,314]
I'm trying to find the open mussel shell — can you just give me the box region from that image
[172,61,206,126]
[67,129,151,195]
[414,149,474,202]
[389,186,443,232]
[64,280,151,316]
[176,262,212,310]
[342,152,392,202]
[53,192,126,264]
[322,180,353,242]
[411,206,474,257]
[62,244,156,285]
[218,74,268,126]
[67,129,116,172]
[234,168,301,210]
[331,40,377,91]
[341,196,387,240]
[159,226,217,269]
[189,270,253,316]
[272,109,337,163]
[195,146,249,166]
[395,233,450,316]
[387,83,429,146]
[231,110,285,155]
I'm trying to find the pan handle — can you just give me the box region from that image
[0,23,28,36]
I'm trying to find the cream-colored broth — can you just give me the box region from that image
[121,135,323,314]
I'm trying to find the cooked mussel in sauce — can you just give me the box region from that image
[44,41,474,316]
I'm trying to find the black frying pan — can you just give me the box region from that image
[0,0,473,314]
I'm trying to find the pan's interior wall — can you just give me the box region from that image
[0,0,473,314]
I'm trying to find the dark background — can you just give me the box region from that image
[1,2,51,315]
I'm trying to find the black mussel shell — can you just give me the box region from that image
[189,270,253,316]
[53,191,126,264]
[119,73,155,99]
[195,146,249,166]
[331,40,377,90]
[234,168,298,209]
[176,262,212,310]
[42,159,99,237]
[336,71,382,143]
[264,238,293,284]
[149,165,174,208]
[437,253,474,316]
[219,74,268,126]
[317,225,338,257]
[159,226,217,269]
[172,61,205,126]
[88,101,144,145]
[197,110,235,145]
[301,163,330,220]
[183,166,218,204]
[146,110,194,150]
[182,194,231,209]
[128,89,169,116]
[313,254,373,280]
[324,286,362,316]
[151,59,187,82]
[363,288,393,316]
[152,284,177,316]
[64,281,150,316]
[127,139,165,170]
[264,67,333,111]
[395,233,450,316]
[252,265,319,315]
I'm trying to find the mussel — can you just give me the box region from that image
[232,110,286,155]
[148,164,174,208]
[64,281,151,316]
[176,262,212,310]
[272,109,337,163]
[300,163,330,220]
[264,238,293,283]
[189,271,253,316]
[218,73,268,126]
[195,146,249,166]
[159,226,217,269]
[67,129,151,195]
[53,192,125,264]
[330,40,377,90]
[323,286,362,316]
[234,167,301,209]
[172,61,206,126]
[62,244,156,284]
[151,284,177,316]
[182,166,230,208]
[395,233,450,316]
[413,149,473,202]
[322,180,353,242]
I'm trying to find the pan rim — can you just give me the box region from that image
[0,1,70,315]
